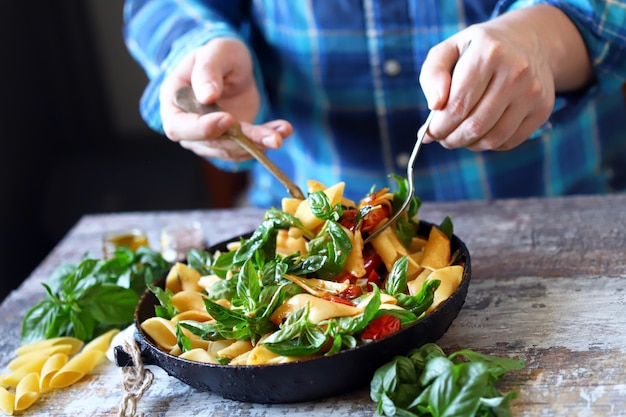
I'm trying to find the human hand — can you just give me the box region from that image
[419,5,590,151]
[160,37,292,161]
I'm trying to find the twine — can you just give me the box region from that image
[118,335,154,417]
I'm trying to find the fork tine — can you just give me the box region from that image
[363,111,434,244]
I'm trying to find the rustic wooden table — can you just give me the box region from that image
[2,195,625,417]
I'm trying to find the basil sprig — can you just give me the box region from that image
[371,343,524,417]
[21,246,172,343]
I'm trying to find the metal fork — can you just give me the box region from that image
[363,110,435,244]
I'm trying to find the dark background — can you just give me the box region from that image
[0,1,246,301]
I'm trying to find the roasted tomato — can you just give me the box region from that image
[361,205,390,233]
[338,209,358,231]
[361,314,402,341]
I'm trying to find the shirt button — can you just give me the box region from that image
[396,152,410,168]
[384,59,401,76]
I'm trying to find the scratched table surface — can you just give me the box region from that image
[1,194,625,416]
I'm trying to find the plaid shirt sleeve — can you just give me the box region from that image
[496,0,626,93]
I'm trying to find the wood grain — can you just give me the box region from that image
[1,194,625,416]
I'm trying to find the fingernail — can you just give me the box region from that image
[261,135,279,148]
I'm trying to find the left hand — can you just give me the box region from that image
[419,5,592,151]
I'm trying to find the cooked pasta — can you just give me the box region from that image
[141,179,465,367]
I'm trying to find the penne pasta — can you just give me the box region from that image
[82,329,120,353]
[1,356,48,388]
[49,349,105,389]
[14,372,40,412]
[0,386,15,415]
[1,326,121,413]
[14,337,83,357]
[7,344,74,372]
[39,353,69,392]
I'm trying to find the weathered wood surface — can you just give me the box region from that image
[1,195,625,416]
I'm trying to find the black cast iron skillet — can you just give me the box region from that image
[115,221,471,403]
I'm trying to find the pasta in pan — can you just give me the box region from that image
[142,179,465,367]
[0,330,119,415]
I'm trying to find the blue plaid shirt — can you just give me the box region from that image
[124,0,626,208]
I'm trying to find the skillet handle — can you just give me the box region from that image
[114,344,155,367]
[114,345,135,367]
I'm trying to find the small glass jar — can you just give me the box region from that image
[160,220,206,262]
[102,227,149,259]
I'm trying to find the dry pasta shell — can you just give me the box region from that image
[1,356,49,387]
[14,372,40,411]
[7,344,73,371]
[82,329,120,353]
[49,349,105,389]
[0,386,15,415]
[39,353,69,392]
[14,337,83,357]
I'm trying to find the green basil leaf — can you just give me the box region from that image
[308,190,342,221]
[82,284,139,325]
[385,256,408,295]
[449,349,525,378]
[438,216,454,241]
[176,322,191,353]
[21,300,64,343]
[69,308,96,342]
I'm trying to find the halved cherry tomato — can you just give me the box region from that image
[361,314,401,341]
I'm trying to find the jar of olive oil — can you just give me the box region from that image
[102,227,149,259]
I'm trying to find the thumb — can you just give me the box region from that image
[190,42,228,104]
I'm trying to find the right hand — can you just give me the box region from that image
[159,37,292,161]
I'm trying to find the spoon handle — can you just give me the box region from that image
[174,86,305,200]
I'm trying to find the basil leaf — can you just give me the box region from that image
[396,279,440,316]
[262,306,327,356]
[20,299,64,344]
[307,221,352,280]
[439,216,454,241]
[370,343,524,417]
[176,322,191,353]
[308,191,342,221]
[385,256,408,295]
[82,283,139,325]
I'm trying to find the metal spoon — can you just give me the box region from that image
[363,111,434,244]
[174,86,305,200]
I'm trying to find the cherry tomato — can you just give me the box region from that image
[366,269,382,292]
[323,295,355,306]
[362,206,390,232]
[339,282,363,299]
[361,314,402,341]
[338,209,358,231]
